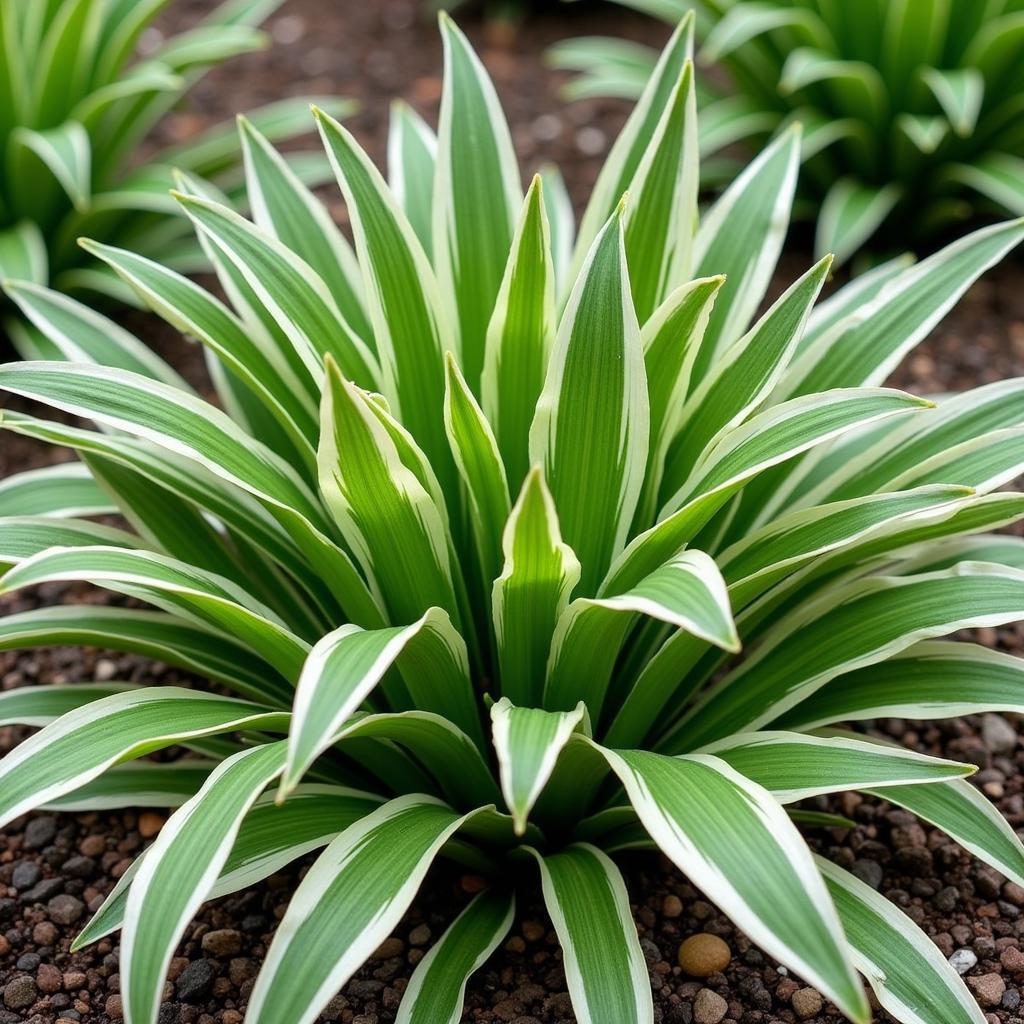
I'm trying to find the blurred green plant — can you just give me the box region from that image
[0,0,351,325]
[551,0,1024,263]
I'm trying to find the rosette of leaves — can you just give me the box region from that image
[2,15,1024,1024]
[0,0,351,326]
[551,0,1024,263]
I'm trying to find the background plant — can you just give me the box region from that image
[0,0,350,341]
[2,14,1024,1024]
[551,0,1024,263]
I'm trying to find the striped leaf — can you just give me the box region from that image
[0,688,287,828]
[818,858,986,1024]
[531,844,652,1024]
[443,352,510,590]
[481,177,556,491]
[318,358,459,626]
[689,125,801,385]
[622,58,698,322]
[606,389,930,596]
[0,605,288,704]
[0,515,139,566]
[547,550,737,720]
[434,13,521,391]
[247,796,476,1024]
[45,761,215,811]
[397,890,515,1024]
[239,113,373,344]
[387,100,437,254]
[492,469,580,707]
[284,608,481,796]
[74,784,382,950]
[682,563,1024,749]
[315,105,453,481]
[173,190,378,388]
[0,462,114,519]
[599,746,869,1023]
[491,698,586,833]
[703,730,973,802]
[0,683,135,727]
[779,641,1024,729]
[122,742,287,1024]
[868,777,1024,891]
[0,545,309,680]
[530,203,648,595]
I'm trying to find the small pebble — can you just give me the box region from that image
[951,948,979,975]
[692,987,727,1024]
[677,934,731,977]
[792,987,823,1019]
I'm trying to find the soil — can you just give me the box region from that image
[4,2,1024,1023]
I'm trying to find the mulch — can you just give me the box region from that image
[3,2,1024,1022]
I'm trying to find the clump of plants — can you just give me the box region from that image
[552,0,1024,263]
[0,0,349,335]
[2,14,1024,1024]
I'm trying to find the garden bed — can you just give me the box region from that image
[3,2,1024,1023]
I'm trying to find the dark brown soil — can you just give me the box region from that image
[4,2,1024,1023]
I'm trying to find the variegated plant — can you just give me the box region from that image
[2,15,1024,1024]
[552,0,1024,263]
[0,0,349,334]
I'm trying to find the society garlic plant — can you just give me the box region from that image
[552,0,1024,263]
[0,0,348,325]
[2,14,1024,1024]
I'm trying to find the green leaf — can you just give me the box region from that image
[0,545,309,680]
[785,218,1024,397]
[434,13,522,390]
[599,746,869,1023]
[246,796,476,1024]
[45,761,215,811]
[444,352,510,591]
[0,688,287,829]
[397,890,514,1024]
[779,641,1024,730]
[315,105,454,481]
[817,858,986,1024]
[867,777,1024,891]
[74,784,382,950]
[0,221,47,283]
[815,179,901,266]
[549,551,738,721]
[481,177,556,492]
[10,120,91,210]
[921,66,984,137]
[682,563,1024,749]
[530,844,652,1024]
[0,515,139,567]
[387,100,437,254]
[573,13,693,278]
[688,125,801,385]
[0,683,136,727]
[530,203,648,595]
[606,389,930,596]
[318,358,459,626]
[283,607,482,795]
[0,605,289,704]
[662,254,832,492]
[3,279,189,391]
[640,275,724,517]
[491,698,586,833]
[622,59,698,322]
[703,730,973,802]
[0,462,114,518]
[492,469,580,707]
[122,742,287,1024]
[239,113,373,344]
[172,190,378,388]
